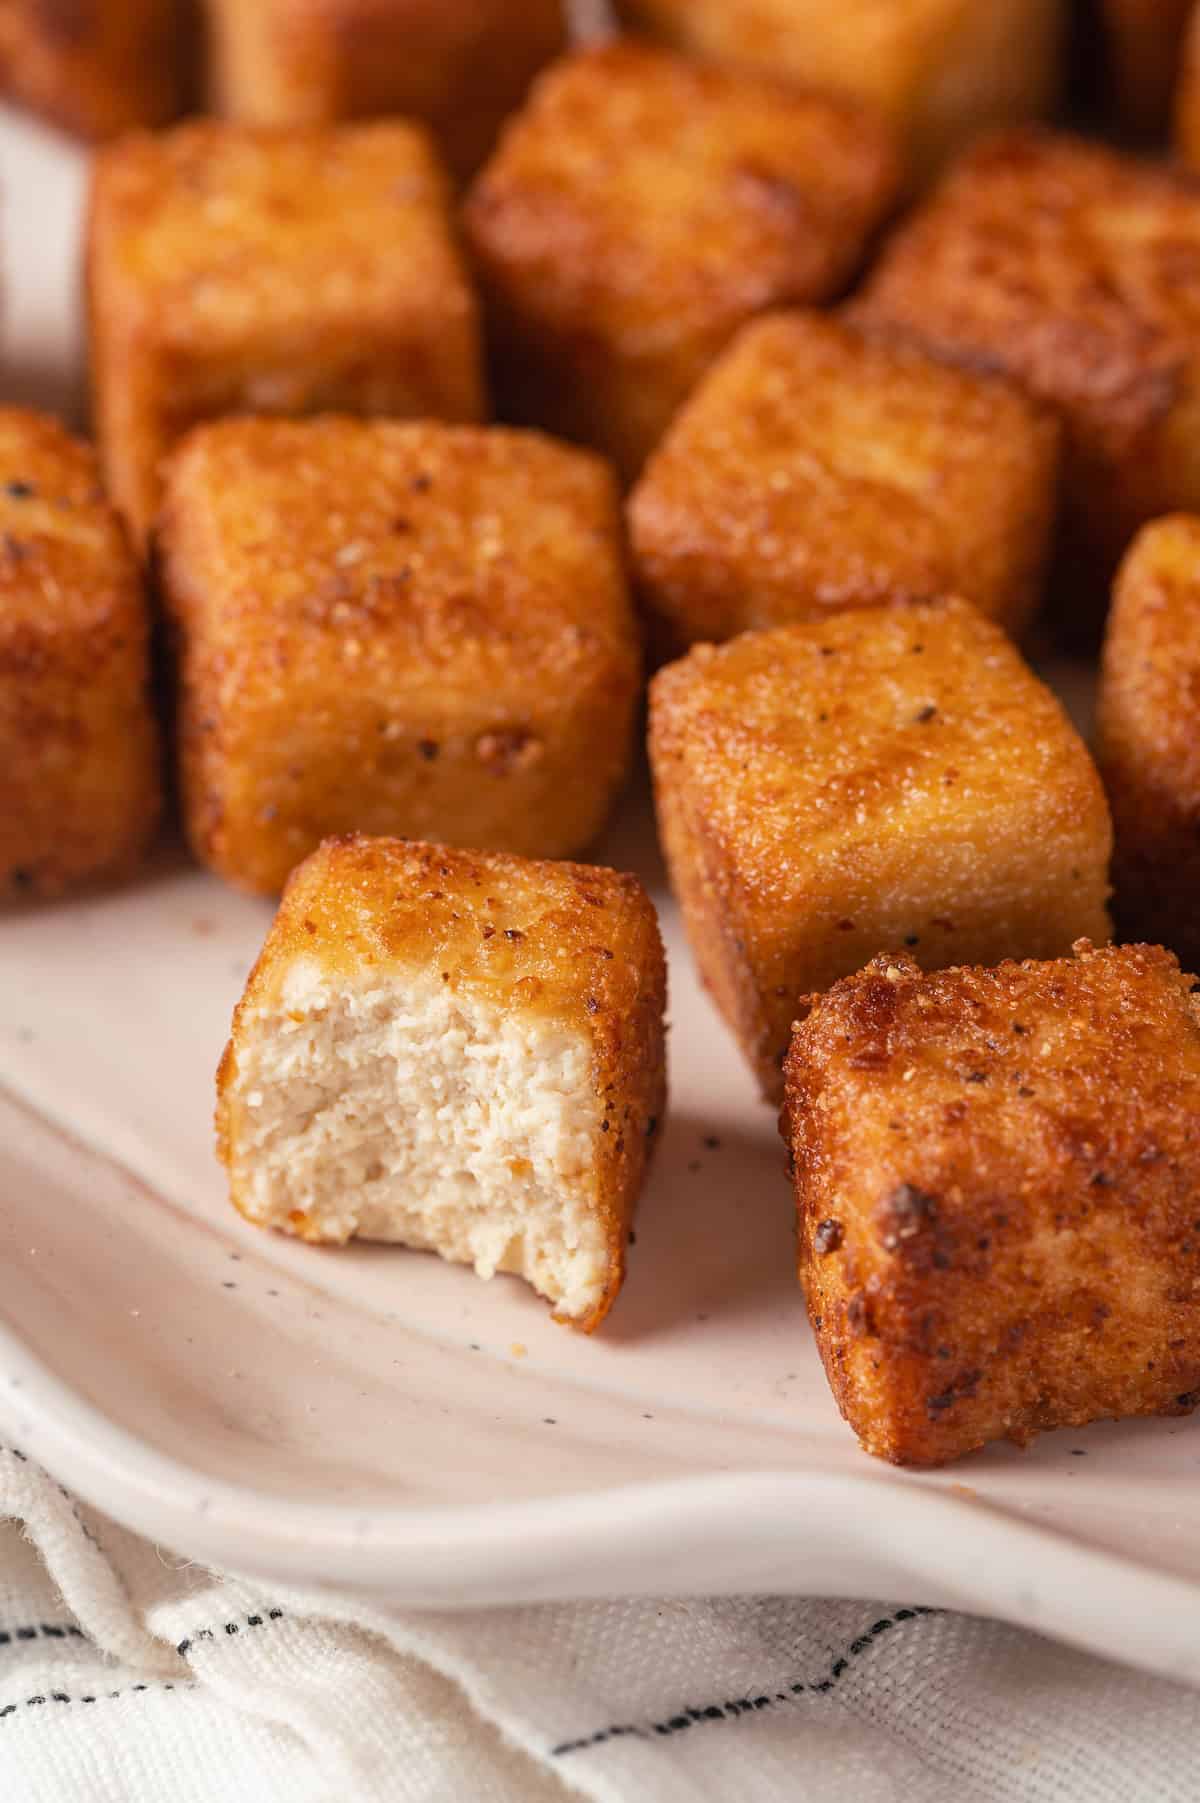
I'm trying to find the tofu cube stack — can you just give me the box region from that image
[12,11,1200,1444]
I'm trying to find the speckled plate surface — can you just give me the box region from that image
[2,107,1200,1686]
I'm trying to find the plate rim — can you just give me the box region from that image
[4,1316,1199,1687]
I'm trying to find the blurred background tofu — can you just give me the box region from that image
[205,0,566,180]
[612,0,1067,185]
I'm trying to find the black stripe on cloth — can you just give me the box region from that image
[176,1608,284,1656]
[0,1680,194,1721]
[0,1624,86,1648]
[550,1606,941,1758]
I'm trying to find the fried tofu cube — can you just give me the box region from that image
[782,941,1200,1465]
[0,0,183,139]
[87,119,484,552]
[217,834,667,1329]
[612,0,1065,186]
[857,129,1200,589]
[630,311,1060,655]
[159,417,641,896]
[648,600,1112,1102]
[463,41,898,483]
[206,0,566,181]
[0,409,161,898]
[1103,0,1193,135]
[1095,516,1200,967]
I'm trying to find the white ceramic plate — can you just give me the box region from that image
[2,107,1199,1688]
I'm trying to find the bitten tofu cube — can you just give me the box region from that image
[217,835,667,1330]
[0,409,161,898]
[1103,0,1193,135]
[612,0,1065,186]
[207,0,566,180]
[159,417,641,896]
[0,0,183,139]
[782,942,1200,1466]
[648,600,1112,1102]
[630,311,1061,656]
[463,41,898,483]
[857,129,1200,589]
[87,120,484,551]
[1095,516,1200,967]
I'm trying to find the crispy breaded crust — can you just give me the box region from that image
[159,416,641,894]
[208,0,565,180]
[630,310,1061,654]
[1095,515,1200,967]
[613,0,1065,185]
[857,128,1200,583]
[464,40,898,482]
[1103,0,1192,134]
[0,409,161,898]
[0,0,182,139]
[217,835,668,1330]
[87,119,484,550]
[782,942,1200,1466]
[649,601,1112,1101]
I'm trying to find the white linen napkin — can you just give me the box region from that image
[1,1445,1197,1803]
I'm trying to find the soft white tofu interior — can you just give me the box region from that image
[227,960,610,1320]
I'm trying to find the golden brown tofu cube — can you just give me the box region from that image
[1103,0,1192,135]
[649,600,1112,1102]
[217,834,667,1330]
[87,119,485,551]
[857,128,1200,591]
[463,40,898,484]
[782,941,1200,1466]
[159,417,641,896]
[0,409,161,898]
[630,311,1060,656]
[612,0,1065,186]
[207,0,566,181]
[0,0,183,139]
[1095,516,1200,967]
